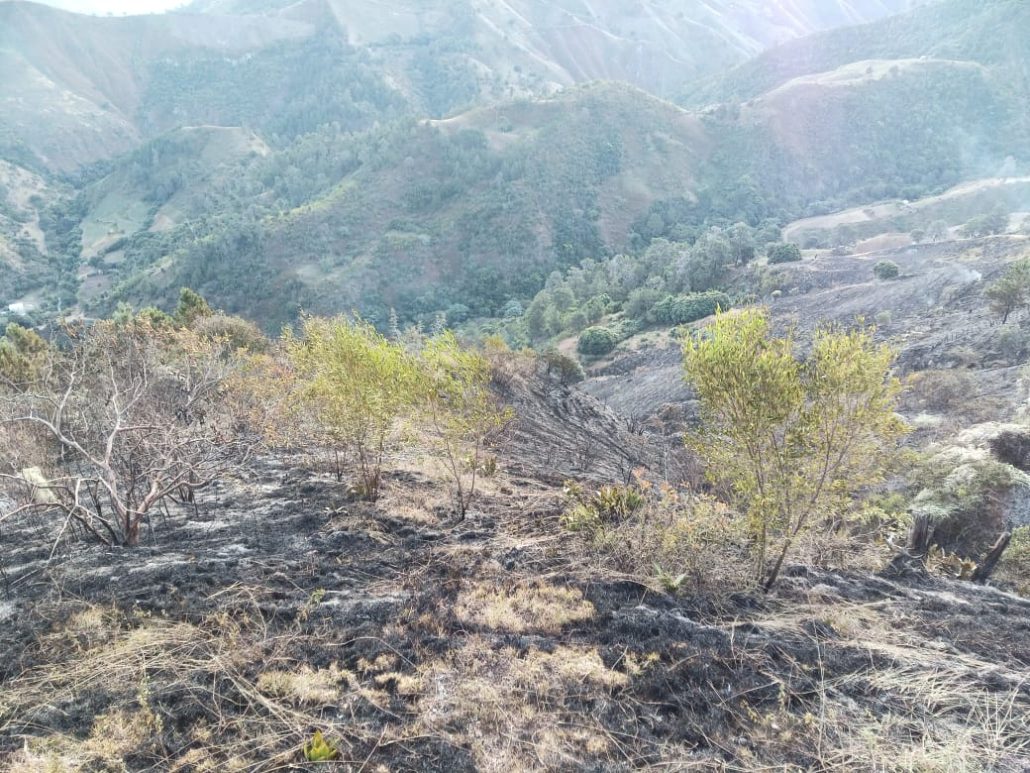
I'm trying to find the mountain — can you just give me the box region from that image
[0,1,314,171]
[0,0,923,172]
[685,0,1030,105]
[85,84,708,328]
[4,0,1028,329]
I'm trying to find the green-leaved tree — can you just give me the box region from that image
[682,309,907,590]
[418,332,512,519]
[285,316,420,500]
[985,259,1030,323]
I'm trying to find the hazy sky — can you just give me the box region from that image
[35,0,187,14]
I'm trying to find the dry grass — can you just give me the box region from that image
[728,593,1030,773]
[0,606,389,771]
[454,581,595,634]
[415,635,628,772]
[255,664,352,706]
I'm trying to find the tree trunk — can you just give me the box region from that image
[972,531,1012,583]
[906,513,933,556]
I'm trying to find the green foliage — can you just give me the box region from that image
[577,326,618,356]
[961,208,1009,238]
[767,243,802,264]
[997,526,1030,596]
[141,31,407,142]
[873,260,900,281]
[562,478,748,592]
[910,452,1027,554]
[652,291,731,325]
[539,349,585,385]
[560,481,645,532]
[175,288,213,325]
[285,316,421,500]
[192,314,269,353]
[985,259,1030,323]
[682,308,907,589]
[417,332,513,518]
[0,323,48,387]
[927,219,950,242]
[303,730,340,762]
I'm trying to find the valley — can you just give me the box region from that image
[2,0,1030,770]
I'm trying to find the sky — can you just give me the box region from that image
[34,0,187,14]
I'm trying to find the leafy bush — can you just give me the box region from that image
[562,478,748,593]
[192,314,269,353]
[997,526,1030,596]
[985,259,1030,323]
[873,260,898,282]
[767,243,802,264]
[873,260,900,280]
[682,308,906,590]
[909,369,975,412]
[560,481,646,532]
[539,349,585,385]
[285,316,421,500]
[577,326,618,356]
[418,332,513,518]
[652,290,731,324]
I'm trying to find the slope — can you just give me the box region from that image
[686,0,1030,105]
[0,0,925,172]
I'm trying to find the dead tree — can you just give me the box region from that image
[0,320,252,548]
[972,531,1012,583]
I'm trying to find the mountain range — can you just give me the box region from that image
[1,0,1026,328]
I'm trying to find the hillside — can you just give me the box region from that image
[686,0,1030,105]
[1,307,1029,771]
[0,0,923,172]
[0,1,314,171]
[50,45,1025,328]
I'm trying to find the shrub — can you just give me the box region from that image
[910,453,1026,555]
[539,349,585,385]
[418,332,513,518]
[577,326,618,356]
[285,316,421,500]
[985,259,1030,323]
[625,286,664,321]
[682,309,907,590]
[909,369,975,412]
[192,314,269,353]
[767,243,802,264]
[873,260,900,280]
[652,290,731,324]
[997,526,1030,596]
[0,320,249,546]
[562,478,749,593]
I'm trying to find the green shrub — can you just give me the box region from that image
[873,260,900,280]
[560,481,645,531]
[577,326,618,356]
[767,243,802,264]
[192,314,269,353]
[653,290,731,324]
[540,349,585,385]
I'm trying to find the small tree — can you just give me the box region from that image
[175,287,213,325]
[682,309,906,590]
[985,259,1030,323]
[873,260,900,280]
[0,320,248,547]
[285,316,420,499]
[0,323,48,388]
[577,326,618,356]
[926,220,950,242]
[767,243,802,264]
[418,332,513,519]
